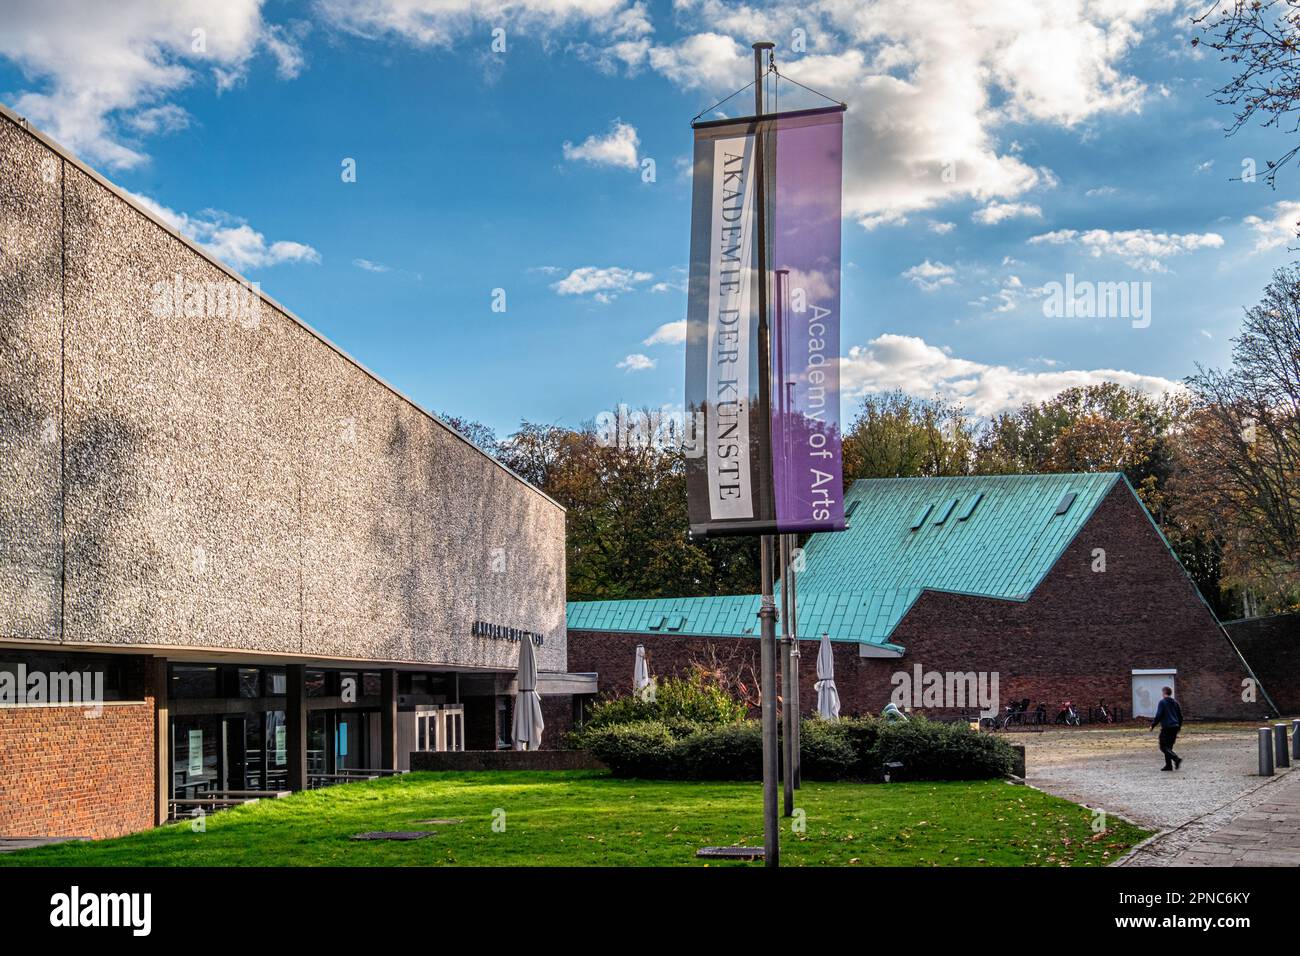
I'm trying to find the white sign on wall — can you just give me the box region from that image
[188,729,203,776]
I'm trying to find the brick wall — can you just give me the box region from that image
[0,700,155,839]
[0,654,158,838]
[1225,613,1300,713]
[540,694,575,749]
[569,484,1268,722]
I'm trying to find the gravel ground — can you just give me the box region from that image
[1017,724,1274,829]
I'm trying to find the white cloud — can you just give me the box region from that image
[617,353,656,371]
[1028,227,1224,272]
[1243,201,1300,252]
[928,221,956,234]
[973,201,1042,225]
[841,333,1183,417]
[563,119,640,170]
[902,259,956,292]
[126,191,320,270]
[124,104,191,136]
[353,258,391,273]
[552,265,652,298]
[647,32,749,91]
[969,274,1027,314]
[0,0,302,169]
[317,0,651,47]
[645,1,1177,229]
[643,320,687,345]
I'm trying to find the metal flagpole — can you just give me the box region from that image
[780,532,794,817]
[775,258,794,819]
[788,529,801,789]
[753,38,779,867]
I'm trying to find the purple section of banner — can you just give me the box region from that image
[769,111,846,532]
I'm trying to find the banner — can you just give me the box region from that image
[685,106,846,537]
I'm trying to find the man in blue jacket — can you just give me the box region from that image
[1150,687,1183,770]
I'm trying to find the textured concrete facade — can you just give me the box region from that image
[0,108,566,672]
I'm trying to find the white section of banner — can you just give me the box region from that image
[706,133,756,521]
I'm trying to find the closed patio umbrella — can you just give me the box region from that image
[634,644,651,698]
[814,632,840,721]
[512,637,545,750]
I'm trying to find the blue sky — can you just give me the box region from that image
[3,0,1298,436]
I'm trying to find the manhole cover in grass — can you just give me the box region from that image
[696,846,764,860]
[413,818,463,825]
[350,831,436,841]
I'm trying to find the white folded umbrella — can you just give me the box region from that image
[814,632,841,721]
[634,644,651,698]
[512,636,545,751]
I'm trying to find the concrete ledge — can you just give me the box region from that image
[410,750,607,772]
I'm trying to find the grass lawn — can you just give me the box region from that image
[0,771,1149,867]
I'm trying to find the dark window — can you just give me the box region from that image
[171,665,219,699]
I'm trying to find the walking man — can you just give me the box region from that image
[1150,686,1183,771]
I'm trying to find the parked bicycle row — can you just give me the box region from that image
[976,699,1128,731]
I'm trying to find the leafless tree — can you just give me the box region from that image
[1195,1,1300,188]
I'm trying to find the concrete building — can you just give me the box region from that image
[0,105,592,840]
[569,473,1274,723]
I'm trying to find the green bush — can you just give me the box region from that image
[872,718,1016,781]
[674,722,763,780]
[581,720,676,778]
[577,671,748,739]
[797,718,859,780]
[583,714,1017,782]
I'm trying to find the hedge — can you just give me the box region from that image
[581,716,1016,782]
[579,673,748,732]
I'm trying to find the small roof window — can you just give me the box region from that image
[1055,492,1077,516]
[910,503,934,530]
[933,498,958,525]
[958,493,983,521]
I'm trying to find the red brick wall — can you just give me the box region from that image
[540,694,574,749]
[1225,613,1300,713]
[0,700,156,838]
[569,484,1269,722]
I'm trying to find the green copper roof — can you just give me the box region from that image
[567,472,1125,646]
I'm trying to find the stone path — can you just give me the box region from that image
[0,836,84,853]
[1121,766,1300,867]
[1021,726,1273,828]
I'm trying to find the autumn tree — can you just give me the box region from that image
[975,384,1186,516]
[438,412,501,458]
[495,415,758,602]
[841,391,976,484]
[1177,266,1300,613]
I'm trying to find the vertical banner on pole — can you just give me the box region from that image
[686,106,847,538]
